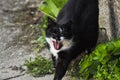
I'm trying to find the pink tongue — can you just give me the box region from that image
[53,41,60,50]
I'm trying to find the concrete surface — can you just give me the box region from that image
[0,0,71,80]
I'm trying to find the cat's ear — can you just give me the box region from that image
[47,17,56,27]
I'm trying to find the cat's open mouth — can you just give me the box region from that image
[53,41,63,50]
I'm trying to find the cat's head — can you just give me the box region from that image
[46,18,72,50]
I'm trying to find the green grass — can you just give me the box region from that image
[30,16,47,53]
[72,39,120,80]
[24,55,54,77]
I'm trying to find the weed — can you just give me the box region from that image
[24,55,54,77]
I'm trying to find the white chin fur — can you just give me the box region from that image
[46,37,73,59]
[46,37,59,59]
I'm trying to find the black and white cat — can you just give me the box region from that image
[46,0,99,80]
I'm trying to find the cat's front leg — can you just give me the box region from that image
[51,54,57,68]
[53,57,70,80]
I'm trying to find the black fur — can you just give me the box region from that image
[46,0,99,80]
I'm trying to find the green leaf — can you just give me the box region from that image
[46,0,59,17]
[39,0,68,20]
[39,1,56,20]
